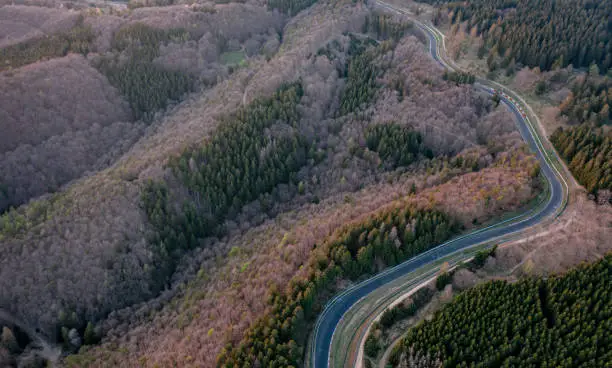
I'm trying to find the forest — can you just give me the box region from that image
[0,3,285,214]
[550,68,611,202]
[365,123,433,168]
[559,74,611,126]
[550,125,611,197]
[427,0,611,73]
[217,204,459,367]
[340,14,414,115]
[0,19,93,71]
[142,45,464,365]
[363,246,497,365]
[391,254,611,367]
[96,23,195,121]
[142,83,307,285]
[267,0,318,15]
[0,1,549,366]
[443,71,476,86]
[339,41,381,115]
[125,27,525,367]
[365,286,435,359]
[362,13,414,42]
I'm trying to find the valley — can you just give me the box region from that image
[0,0,609,367]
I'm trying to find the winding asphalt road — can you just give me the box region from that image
[309,3,568,367]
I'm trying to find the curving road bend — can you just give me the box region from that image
[309,2,569,367]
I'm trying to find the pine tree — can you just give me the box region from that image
[84,322,97,345]
[1,327,19,354]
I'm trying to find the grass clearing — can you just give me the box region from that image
[220,50,246,65]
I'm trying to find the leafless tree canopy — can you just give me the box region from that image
[0,55,135,211]
[0,5,80,48]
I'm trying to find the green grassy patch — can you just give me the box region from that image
[220,50,246,65]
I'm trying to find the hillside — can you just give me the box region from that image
[0,54,138,212]
[363,187,612,368]
[400,0,611,204]
[0,5,80,48]
[391,254,611,367]
[500,66,612,203]
[55,6,541,368]
[0,1,366,364]
[423,0,611,73]
[0,0,583,367]
[0,2,286,212]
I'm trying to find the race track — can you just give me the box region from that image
[309,3,568,367]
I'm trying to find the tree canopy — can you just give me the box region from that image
[96,23,194,122]
[551,125,611,197]
[392,254,612,367]
[427,0,611,73]
[0,20,93,71]
[560,76,611,126]
[267,0,317,15]
[142,83,307,284]
[365,123,433,168]
[217,204,459,367]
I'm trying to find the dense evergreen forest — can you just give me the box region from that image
[391,254,612,367]
[0,21,93,71]
[340,43,381,115]
[217,204,459,367]
[365,124,433,168]
[551,72,611,200]
[560,75,611,126]
[442,71,476,85]
[267,0,317,15]
[96,23,194,121]
[142,83,307,284]
[363,13,414,42]
[111,23,190,61]
[339,15,414,115]
[101,62,193,122]
[425,0,611,73]
[551,125,611,196]
[364,247,497,364]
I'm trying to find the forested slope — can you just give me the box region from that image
[425,0,611,73]
[551,125,611,197]
[142,83,308,286]
[0,3,284,212]
[559,75,611,126]
[62,7,542,367]
[0,5,80,48]
[392,254,612,367]
[547,74,612,201]
[0,54,136,212]
[0,1,544,367]
[0,0,368,359]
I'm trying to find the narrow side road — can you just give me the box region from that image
[308,2,570,367]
